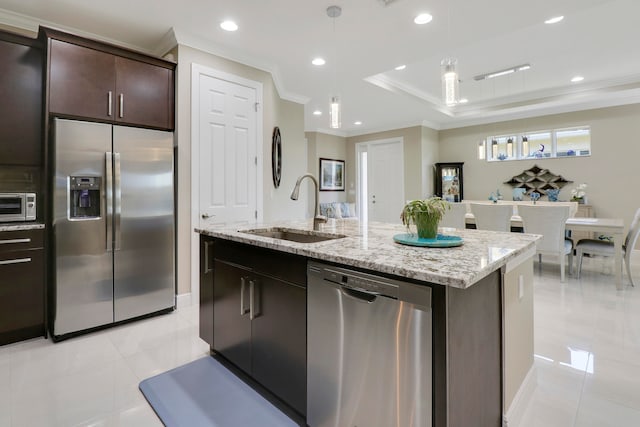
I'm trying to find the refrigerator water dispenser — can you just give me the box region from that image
[69,176,101,219]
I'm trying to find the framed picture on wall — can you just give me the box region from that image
[319,158,345,191]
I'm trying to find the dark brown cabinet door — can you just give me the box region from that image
[213,260,252,374]
[199,236,214,346]
[115,56,173,130]
[49,39,115,121]
[251,273,307,415]
[0,38,42,166]
[0,248,44,345]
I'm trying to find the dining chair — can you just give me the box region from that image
[440,202,468,229]
[469,203,512,232]
[575,207,640,286]
[518,205,573,282]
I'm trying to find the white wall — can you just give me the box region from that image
[174,44,307,294]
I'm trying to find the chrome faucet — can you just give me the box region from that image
[290,173,327,231]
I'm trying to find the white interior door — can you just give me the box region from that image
[197,71,258,224]
[360,139,405,223]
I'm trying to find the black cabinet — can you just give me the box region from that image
[43,27,175,131]
[251,271,306,415]
[213,259,253,373]
[0,31,43,166]
[0,229,45,345]
[206,239,307,416]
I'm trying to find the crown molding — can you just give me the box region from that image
[304,128,348,138]
[153,27,178,57]
[0,7,153,54]
[172,27,308,105]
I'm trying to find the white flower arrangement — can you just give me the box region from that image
[570,183,588,200]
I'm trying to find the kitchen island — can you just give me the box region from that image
[196,219,539,427]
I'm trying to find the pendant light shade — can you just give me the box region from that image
[441,58,459,106]
[330,96,341,129]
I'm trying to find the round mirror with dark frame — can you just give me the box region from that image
[271,126,282,188]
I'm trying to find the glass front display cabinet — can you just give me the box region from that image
[434,162,464,202]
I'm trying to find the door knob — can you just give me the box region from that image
[201,213,214,219]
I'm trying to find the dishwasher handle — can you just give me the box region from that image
[340,286,377,303]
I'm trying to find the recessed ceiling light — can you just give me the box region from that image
[571,76,584,83]
[220,20,238,31]
[459,98,469,104]
[354,121,362,125]
[313,110,322,116]
[395,65,406,71]
[312,57,326,66]
[414,13,433,25]
[544,16,564,24]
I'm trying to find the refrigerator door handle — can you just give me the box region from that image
[106,152,113,252]
[114,152,122,251]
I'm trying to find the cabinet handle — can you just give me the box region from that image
[249,279,260,320]
[0,257,31,265]
[0,238,31,245]
[240,277,250,315]
[108,91,113,116]
[119,93,124,118]
[203,241,214,273]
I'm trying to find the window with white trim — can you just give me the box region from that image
[481,126,591,161]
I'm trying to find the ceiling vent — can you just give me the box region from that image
[378,0,399,6]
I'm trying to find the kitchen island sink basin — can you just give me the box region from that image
[239,227,346,243]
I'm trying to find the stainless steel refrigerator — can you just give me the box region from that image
[52,118,175,338]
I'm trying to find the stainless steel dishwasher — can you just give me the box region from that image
[307,261,432,427]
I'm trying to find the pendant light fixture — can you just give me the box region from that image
[441,58,459,106]
[327,5,342,129]
[441,1,459,106]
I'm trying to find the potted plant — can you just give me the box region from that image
[400,197,450,239]
[570,183,588,204]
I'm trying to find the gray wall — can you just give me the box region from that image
[438,104,640,234]
[345,125,440,203]
[305,132,348,213]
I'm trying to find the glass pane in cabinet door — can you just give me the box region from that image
[441,168,460,202]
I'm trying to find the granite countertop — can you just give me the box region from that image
[0,223,45,232]
[196,219,539,289]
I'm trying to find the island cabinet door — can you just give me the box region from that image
[251,273,306,416]
[213,260,252,374]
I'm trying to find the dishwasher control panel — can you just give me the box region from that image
[314,264,400,298]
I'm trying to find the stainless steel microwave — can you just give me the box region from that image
[0,193,36,222]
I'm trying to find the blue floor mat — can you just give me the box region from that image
[139,357,299,427]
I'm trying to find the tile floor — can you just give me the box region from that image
[0,253,638,427]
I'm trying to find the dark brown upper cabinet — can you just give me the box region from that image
[43,28,175,131]
[0,32,43,166]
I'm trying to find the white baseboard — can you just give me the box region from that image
[176,292,192,309]
[503,365,537,427]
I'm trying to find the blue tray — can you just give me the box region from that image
[393,233,464,248]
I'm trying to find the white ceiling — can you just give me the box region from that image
[1,0,639,136]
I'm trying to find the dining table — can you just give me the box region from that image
[462,200,626,289]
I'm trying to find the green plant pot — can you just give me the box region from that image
[414,213,439,239]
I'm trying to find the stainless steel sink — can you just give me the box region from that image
[239,227,346,243]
